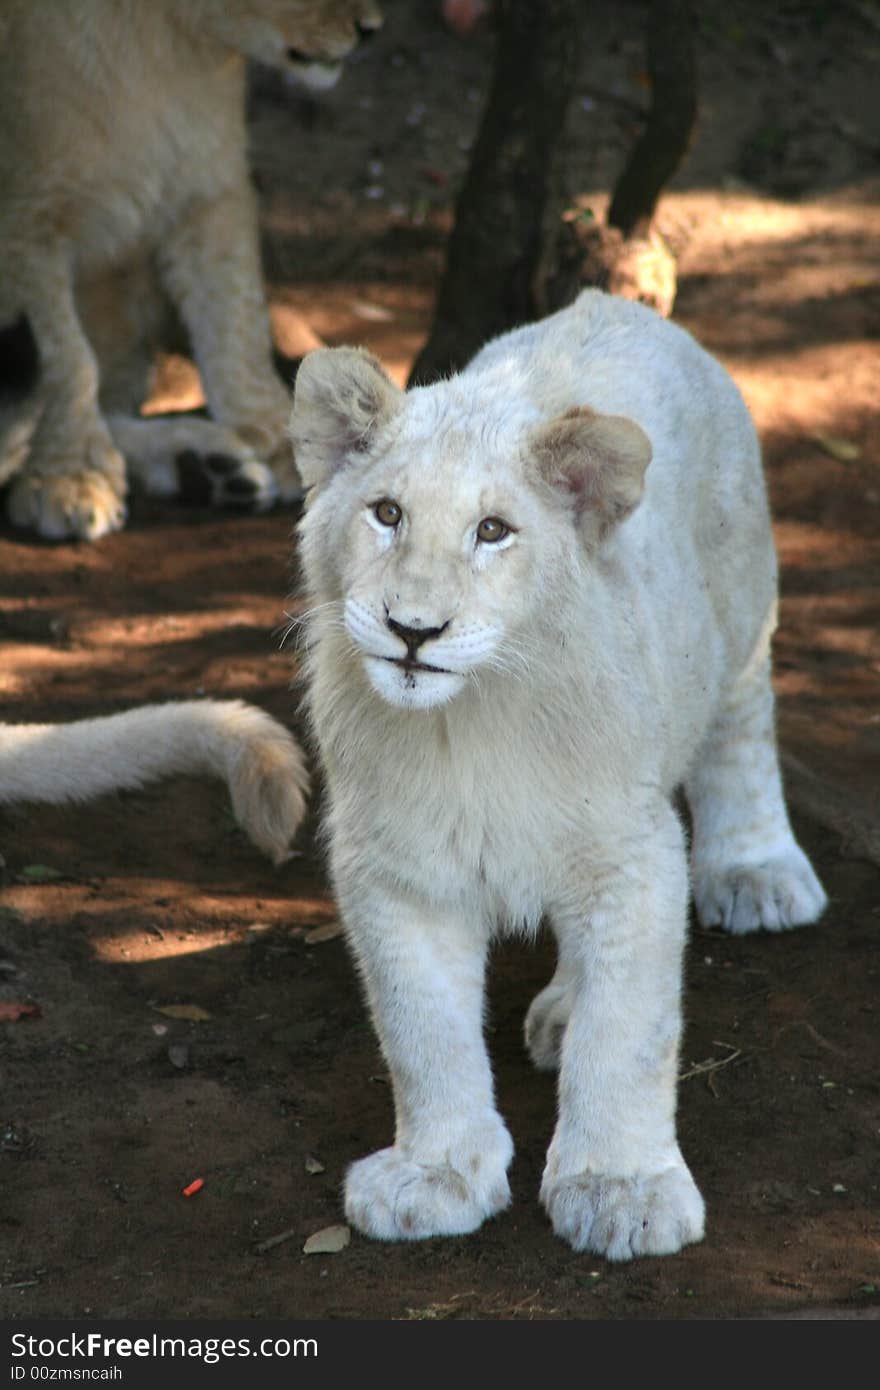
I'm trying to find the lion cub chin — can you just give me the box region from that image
[291,289,826,1261]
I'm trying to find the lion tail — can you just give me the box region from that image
[0,699,309,864]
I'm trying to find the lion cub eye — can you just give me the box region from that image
[373,498,402,527]
[476,516,510,544]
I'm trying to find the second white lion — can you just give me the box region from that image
[0,0,382,540]
[291,289,826,1260]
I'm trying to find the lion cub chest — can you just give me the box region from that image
[330,696,594,930]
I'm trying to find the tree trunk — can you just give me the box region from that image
[607,0,697,238]
[408,0,580,386]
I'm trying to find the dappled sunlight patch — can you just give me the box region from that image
[0,644,81,697]
[731,344,879,439]
[270,283,432,386]
[71,607,280,650]
[772,519,880,561]
[90,904,337,965]
[666,183,880,263]
[810,623,880,662]
[93,924,237,965]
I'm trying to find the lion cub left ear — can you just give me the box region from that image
[530,406,652,543]
[290,346,403,492]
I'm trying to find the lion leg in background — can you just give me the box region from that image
[337,877,514,1240]
[1,246,127,541]
[0,700,309,866]
[157,189,302,504]
[81,259,282,513]
[685,641,827,934]
[539,799,705,1260]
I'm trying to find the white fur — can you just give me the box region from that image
[0,700,309,865]
[291,289,827,1260]
[0,0,382,539]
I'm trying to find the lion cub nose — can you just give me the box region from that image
[386,614,450,659]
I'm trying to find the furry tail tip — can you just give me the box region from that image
[225,710,310,865]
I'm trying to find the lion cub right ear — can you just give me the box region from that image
[289,347,403,493]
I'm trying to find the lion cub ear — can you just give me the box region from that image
[530,406,652,543]
[290,347,403,492]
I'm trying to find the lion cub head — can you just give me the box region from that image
[293,347,652,711]
[196,1,383,90]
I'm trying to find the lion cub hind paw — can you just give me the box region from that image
[693,847,827,934]
[524,980,572,1072]
[344,1146,511,1241]
[7,469,126,541]
[541,1166,705,1261]
[175,448,278,513]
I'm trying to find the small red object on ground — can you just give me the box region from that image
[0,1001,42,1022]
[182,1178,204,1198]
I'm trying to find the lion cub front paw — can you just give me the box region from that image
[7,468,126,541]
[541,1165,705,1261]
[693,845,827,934]
[345,1141,512,1241]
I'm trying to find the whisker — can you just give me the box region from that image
[482,639,532,683]
[277,600,346,652]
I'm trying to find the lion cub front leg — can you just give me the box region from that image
[540,803,705,1261]
[336,877,513,1240]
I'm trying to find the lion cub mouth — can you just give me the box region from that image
[383,656,453,676]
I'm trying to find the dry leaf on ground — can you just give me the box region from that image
[155,1004,212,1021]
[304,922,343,945]
[303,1224,350,1255]
[19,864,62,882]
[813,434,861,462]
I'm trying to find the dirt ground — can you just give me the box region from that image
[1,1,879,1323]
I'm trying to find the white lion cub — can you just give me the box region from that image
[291,289,826,1260]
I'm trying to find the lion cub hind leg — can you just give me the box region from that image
[686,656,827,934]
[337,882,513,1240]
[540,803,705,1260]
[107,415,279,512]
[524,953,575,1073]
